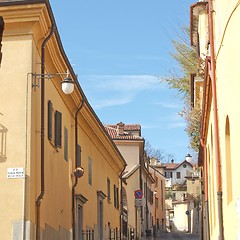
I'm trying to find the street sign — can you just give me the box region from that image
[134,189,143,199]
[135,198,142,208]
[7,168,25,179]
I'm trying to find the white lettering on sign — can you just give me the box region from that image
[7,168,25,179]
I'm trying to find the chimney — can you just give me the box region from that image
[117,122,125,135]
[150,157,157,166]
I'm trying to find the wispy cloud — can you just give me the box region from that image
[80,74,164,109]
[167,122,186,129]
[92,95,133,109]
[84,74,162,90]
[155,101,181,109]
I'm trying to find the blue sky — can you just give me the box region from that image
[50,0,195,162]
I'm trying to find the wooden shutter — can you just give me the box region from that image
[114,185,116,207]
[54,110,62,148]
[114,185,119,208]
[88,157,92,185]
[107,178,111,201]
[64,127,68,161]
[0,17,4,66]
[76,144,81,167]
[48,100,53,140]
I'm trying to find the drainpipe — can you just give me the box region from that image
[208,1,224,239]
[36,25,55,240]
[200,139,210,240]
[72,97,85,240]
[119,164,127,240]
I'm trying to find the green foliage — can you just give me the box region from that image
[165,189,172,199]
[162,27,201,152]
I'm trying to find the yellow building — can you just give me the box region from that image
[105,122,159,238]
[149,159,166,235]
[0,1,126,239]
[190,1,240,239]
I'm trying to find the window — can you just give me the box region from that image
[48,100,53,140]
[0,17,4,64]
[76,144,81,167]
[172,193,176,201]
[107,178,111,201]
[64,127,68,161]
[114,185,119,208]
[88,157,92,185]
[54,110,62,148]
[176,172,181,179]
[155,177,158,187]
[48,101,62,149]
[156,197,159,208]
[144,182,147,197]
[165,172,173,179]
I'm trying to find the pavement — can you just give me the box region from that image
[141,232,200,240]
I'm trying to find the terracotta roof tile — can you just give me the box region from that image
[164,163,180,170]
[163,160,193,170]
[106,124,141,131]
[104,123,143,140]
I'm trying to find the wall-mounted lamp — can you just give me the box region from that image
[31,70,75,94]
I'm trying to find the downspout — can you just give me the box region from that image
[208,1,224,239]
[200,139,210,240]
[72,97,85,240]
[119,164,127,240]
[36,25,55,240]
[139,155,143,238]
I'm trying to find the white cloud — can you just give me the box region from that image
[84,74,162,91]
[81,74,164,109]
[167,122,186,129]
[91,95,133,109]
[155,101,181,109]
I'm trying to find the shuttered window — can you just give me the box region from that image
[0,17,4,65]
[88,157,92,185]
[64,127,68,161]
[76,144,81,167]
[114,185,119,208]
[48,100,53,141]
[107,178,111,201]
[54,110,62,148]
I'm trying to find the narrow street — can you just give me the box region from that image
[158,232,199,240]
[141,232,199,239]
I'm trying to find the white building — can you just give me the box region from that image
[163,156,193,188]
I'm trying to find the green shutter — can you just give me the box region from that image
[64,127,68,161]
[48,100,53,140]
[88,157,92,185]
[76,144,81,167]
[107,178,111,201]
[54,110,62,148]
[0,17,4,65]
